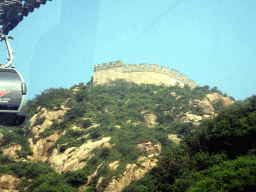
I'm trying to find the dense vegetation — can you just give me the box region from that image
[0,79,255,191]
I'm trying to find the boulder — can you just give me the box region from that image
[170,92,176,97]
[136,142,162,155]
[176,96,181,100]
[143,113,158,128]
[190,99,214,115]
[140,109,150,114]
[72,87,80,95]
[103,108,115,114]
[115,125,121,129]
[168,134,182,144]
[185,112,203,121]
[0,174,21,192]
[109,161,119,170]
[2,144,22,158]
[206,93,234,107]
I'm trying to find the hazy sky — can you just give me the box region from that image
[1,0,255,103]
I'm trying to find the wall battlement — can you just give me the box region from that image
[93,60,196,89]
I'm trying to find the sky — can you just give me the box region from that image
[0,0,255,105]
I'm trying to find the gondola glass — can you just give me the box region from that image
[0,68,26,114]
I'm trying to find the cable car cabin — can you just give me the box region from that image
[0,67,26,114]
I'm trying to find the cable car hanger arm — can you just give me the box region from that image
[0,33,14,69]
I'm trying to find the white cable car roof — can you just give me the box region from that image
[0,0,52,35]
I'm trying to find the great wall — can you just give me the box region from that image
[92,60,197,89]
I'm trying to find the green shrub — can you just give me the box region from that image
[0,131,30,152]
[65,102,87,120]
[156,112,174,125]
[100,147,111,159]
[97,164,109,177]
[192,151,228,172]
[87,156,98,167]
[24,161,53,179]
[65,129,85,139]
[90,129,101,139]
[26,172,79,192]
[122,184,149,192]
[155,133,173,147]
[59,145,67,153]
[208,107,256,159]
[95,113,114,125]
[63,169,89,187]
[0,154,14,166]
[33,137,40,144]
[32,116,46,127]
[83,119,92,128]
[75,90,90,102]
[190,105,204,116]
[84,185,95,192]
[16,146,33,158]
[39,128,55,138]
[211,99,225,111]
[33,87,74,111]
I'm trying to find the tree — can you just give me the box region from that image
[203,85,210,90]
[187,155,256,192]
[211,87,218,92]
[63,170,88,187]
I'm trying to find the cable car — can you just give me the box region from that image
[0,66,26,113]
[0,34,27,126]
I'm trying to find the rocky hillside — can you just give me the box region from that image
[0,79,255,192]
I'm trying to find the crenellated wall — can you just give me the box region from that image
[93,60,197,89]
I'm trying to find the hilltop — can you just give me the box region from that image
[0,79,255,192]
[92,60,197,89]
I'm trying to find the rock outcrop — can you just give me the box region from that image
[0,174,21,192]
[29,99,72,137]
[165,92,233,126]
[27,132,60,162]
[2,144,22,158]
[103,142,161,192]
[72,87,80,94]
[136,142,162,155]
[168,134,182,144]
[143,113,158,128]
[47,137,113,174]
[104,160,159,192]
[109,161,120,170]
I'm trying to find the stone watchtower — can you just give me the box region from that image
[93,60,196,89]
